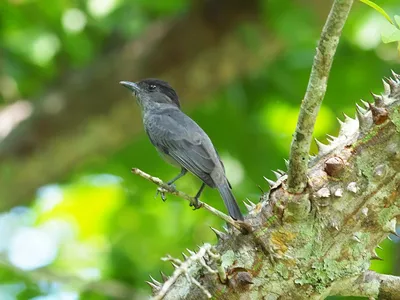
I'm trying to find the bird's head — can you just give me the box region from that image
[119,78,180,110]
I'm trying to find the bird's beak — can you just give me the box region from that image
[119,81,140,94]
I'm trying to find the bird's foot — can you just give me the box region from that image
[155,184,177,202]
[155,187,167,201]
[189,197,202,210]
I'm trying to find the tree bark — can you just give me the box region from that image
[146,74,400,300]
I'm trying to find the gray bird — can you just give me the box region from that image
[120,78,244,221]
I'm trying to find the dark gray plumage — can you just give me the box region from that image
[120,78,244,221]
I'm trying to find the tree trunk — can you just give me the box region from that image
[146,72,400,300]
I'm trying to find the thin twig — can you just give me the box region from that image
[155,244,218,299]
[287,0,354,193]
[131,168,243,232]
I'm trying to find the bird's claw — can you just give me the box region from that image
[189,198,202,210]
[155,184,177,202]
[155,187,167,201]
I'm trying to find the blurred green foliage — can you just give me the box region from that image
[0,0,400,299]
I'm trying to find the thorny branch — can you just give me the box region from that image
[330,271,400,299]
[134,0,400,295]
[287,0,354,193]
[131,168,248,232]
[148,244,221,300]
[147,73,400,299]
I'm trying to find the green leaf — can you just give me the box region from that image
[381,24,400,43]
[395,15,400,28]
[359,0,394,25]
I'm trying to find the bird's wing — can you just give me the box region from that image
[146,111,217,186]
[216,151,232,188]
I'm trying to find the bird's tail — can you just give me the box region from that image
[217,183,244,221]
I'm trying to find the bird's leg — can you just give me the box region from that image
[167,168,188,186]
[190,182,206,210]
[157,168,188,201]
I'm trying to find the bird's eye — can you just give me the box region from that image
[149,84,156,91]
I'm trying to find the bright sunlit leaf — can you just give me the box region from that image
[31,33,60,66]
[381,24,400,43]
[358,0,394,25]
[62,8,87,33]
[35,175,125,239]
[87,0,119,18]
[395,15,400,27]
[353,14,383,50]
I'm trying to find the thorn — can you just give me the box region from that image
[383,218,399,237]
[277,169,285,175]
[390,230,400,239]
[263,176,276,187]
[368,102,388,125]
[382,79,391,95]
[336,117,344,126]
[361,207,368,217]
[243,200,253,212]
[331,222,339,231]
[160,271,169,282]
[370,92,384,107]
[316,187,330,198]
[146,281,161,292]
[360,99,370,109]
[371,249,383,261]
[257,185,264,193]
[385,76,397,91]
[149,275,161,286]
[355,105,369,130]
[324,157,344,177]
[326,134,336,143]
[374,164,386,178]
[315,138,330,153]
[342,113,355,123]
[210,227,227,241]
[356,103,367,114]
[247,198,256,207]
[171,262,179,269]
[182,252,188,260]
[352,234,362,243]
[334,188,343,198]
[347,182,358,194]
[222,225,229,233]
[376,245,383,250]
[391,70,400,81]
[272,170,281,180]
[284,159,289,168]
[187,248,195,255]
[387,235,393,242]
